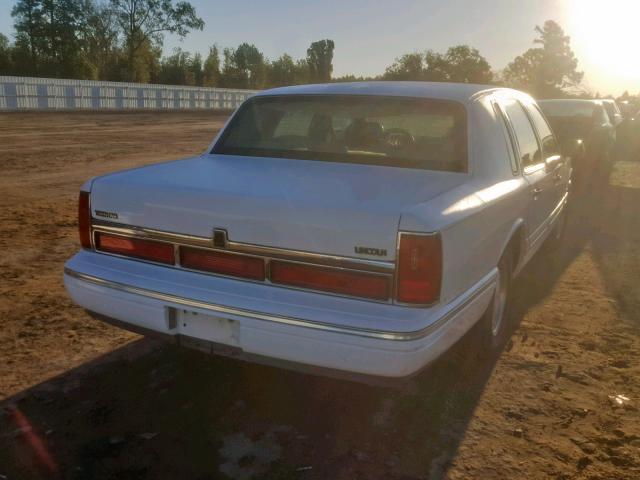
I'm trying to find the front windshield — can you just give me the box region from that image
[212,95,468,172]
[538,100,596,118]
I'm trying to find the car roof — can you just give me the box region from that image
[538,99,601,104]
[254,81,516,104]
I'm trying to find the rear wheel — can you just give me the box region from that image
[479,251,513,353]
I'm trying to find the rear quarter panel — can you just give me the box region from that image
[399,94,530,305]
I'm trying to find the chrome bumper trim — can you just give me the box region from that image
[64,267,496,341]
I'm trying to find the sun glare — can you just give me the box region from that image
[568,0,640,89]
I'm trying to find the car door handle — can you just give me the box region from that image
[532,187,544,195]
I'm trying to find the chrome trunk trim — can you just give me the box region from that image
[91,220,394,274]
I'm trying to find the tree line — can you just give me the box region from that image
[0,0,336,88]
[0,0,635,101]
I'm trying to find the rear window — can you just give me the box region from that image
[212,95,468,172]
[538,101,596,118]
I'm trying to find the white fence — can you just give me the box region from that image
[0,76,257,111]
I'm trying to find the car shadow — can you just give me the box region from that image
[0,173,617,480]
[583,159,640,324]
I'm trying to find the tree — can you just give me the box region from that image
[293,58,311,84]
[439,45,492,83]
[81,2,121,80]
[219,46,241,87]
[129,37,161,83]
[109,0,204,81]
[202,44,220,87]
[267,53,296,87]
[233,43,265,89]
[11,0,93,78]
[332,74,373,83]
[306,39,334,82]
[41,0,87,76]
[190,52,202,85]
[0,33,13,73]
[384,52,426,80]
[503,20,583,98]
[219,43,265,89]
[383,45,492,83]
[158,47,195,84]
[11,0,44,73]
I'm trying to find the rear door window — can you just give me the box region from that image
[493,101,519,174]
[501,99,543,171]
[526,105,561,161]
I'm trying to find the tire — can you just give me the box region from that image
[479,250,513,353]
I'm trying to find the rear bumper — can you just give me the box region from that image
[64,250,496,379]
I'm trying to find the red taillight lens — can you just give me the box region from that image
[78,191,92,249]
[270,261,391,301]
[95,232,175,264]
[396,233,442,304]
[180,247,265,281]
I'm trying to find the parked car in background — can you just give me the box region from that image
[619,101,637,120]
[65,82,570,383]
[601,99,624,128]
[538,99,616,183]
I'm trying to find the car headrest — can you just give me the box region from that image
[307,114,335,144]
[344,119,384,149]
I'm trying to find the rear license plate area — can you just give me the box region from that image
[175,309,240,347]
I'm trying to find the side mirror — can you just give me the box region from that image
[545,154,563,172]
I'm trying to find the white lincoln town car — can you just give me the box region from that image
[64,82,570,382]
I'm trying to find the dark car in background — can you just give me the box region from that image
[538,99,616,183]
[601,99,624,128]
[619,101,637,120]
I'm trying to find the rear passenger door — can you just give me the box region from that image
[498,98,555,251]
[525,103,568,215]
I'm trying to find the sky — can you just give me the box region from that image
[1,0,638,95]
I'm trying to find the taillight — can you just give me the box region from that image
[270,261,391,301]
[396,232,442,304]
[180,247,265,281]
[78,191,92,249]
[95,232,175,264]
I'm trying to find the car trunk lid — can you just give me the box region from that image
[89,154,466,261]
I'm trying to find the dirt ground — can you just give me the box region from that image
[0,112,639,479]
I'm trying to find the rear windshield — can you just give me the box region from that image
[212,95,468,172]
[538,101,596,118]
